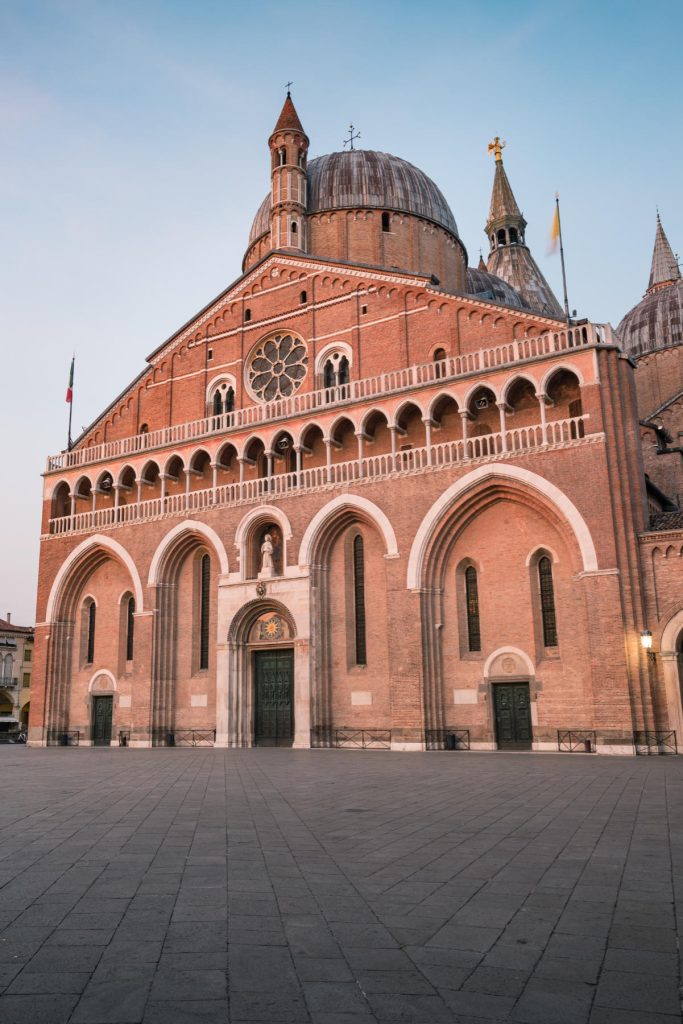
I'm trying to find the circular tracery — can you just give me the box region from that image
[247,334,308,402]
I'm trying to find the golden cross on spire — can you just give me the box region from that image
[488,136,506,162]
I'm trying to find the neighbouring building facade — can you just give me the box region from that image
[29,95,683,753]
[0,616,33,737]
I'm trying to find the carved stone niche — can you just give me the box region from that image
[249,613,291,644]
[92,673,114,692]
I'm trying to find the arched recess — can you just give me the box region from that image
[407,464,598,591]
[224,599,299,748]
[147,522,229,745]
[234,505,293,581]
[660,608,683,741]
[298,494,398,567]
[299,494,398,746]
[406,465,599,744]
[42,535,143,744]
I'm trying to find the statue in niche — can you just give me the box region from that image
[259,533,274,578]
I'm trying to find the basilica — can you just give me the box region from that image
[29,94,683,754]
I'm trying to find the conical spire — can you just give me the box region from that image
[486,157,523,230]
[484,138,563,318]
[648,213,680,292]
[272,91,305,136]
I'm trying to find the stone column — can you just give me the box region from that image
[497,402,508,452]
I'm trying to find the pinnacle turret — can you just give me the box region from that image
[648,213,680,292]
[484,139,563,319]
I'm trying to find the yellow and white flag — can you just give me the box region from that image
[548,201,561,254]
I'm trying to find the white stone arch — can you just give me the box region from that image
[161,451,186,475]
[660,608,683,741]
[238,432,269,460]
[147,520,229,585]
[298,494,398,566]
[539,362,585,395]
[501,372,541,406]
[406,464,599,590]
[87,669,117,692]
[391,397,426,429]
[484,646,536,679]
[46,477,71,500]
[295,419,327,447]
[327,411,360,440]
[359,405,391,435]
[427,389,462,420]
[314,341,353,375]
[46,535,145,622]
[463,379,501,409]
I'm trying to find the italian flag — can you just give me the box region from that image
[66,357,74,404]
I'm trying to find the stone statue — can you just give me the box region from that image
[259,533,274,577]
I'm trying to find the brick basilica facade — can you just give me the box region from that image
[30,95,683,754]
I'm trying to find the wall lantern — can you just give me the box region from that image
[640,630,653,650]
[640,630,656,663]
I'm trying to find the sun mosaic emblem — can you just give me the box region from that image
[257,615,286,641]
[247,333,307,402]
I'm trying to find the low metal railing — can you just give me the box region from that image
[334,729,391,750]
[557,730,597,753]
[425,729,471,751]
[172,729,216,747]
[633,730,677,755]
[58,731,80,746]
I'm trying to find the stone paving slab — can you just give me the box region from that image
[0,748,682,1023]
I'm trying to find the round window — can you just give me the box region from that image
[247,333,307,402]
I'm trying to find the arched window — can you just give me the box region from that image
[86,600,96,664]
[433,347,447,379]
[199,553,210,670]
[278,146,286,166]
[300,290,307,304]
[244,307,251,322]
[323,359,335,390]
[497,228,507,246]
[381,212,390,232]
[126,597,135,661]
[291,220,297,235]
[213,390,222,416]
[538,556,558,647]
[465,566,481,652]
[509,227,518,244]
[211,382,235,417]
[353,535,367,665]
[338,356,350,386]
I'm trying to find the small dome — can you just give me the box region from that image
[248,195,271,245]
[467,267,526,309]
[616,281,683,359]
[248,150,459,244]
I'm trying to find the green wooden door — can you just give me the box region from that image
[493,684,532,749]
[92,696,113,746]
[254,650,293,746]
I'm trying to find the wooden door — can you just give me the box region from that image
[92,696,113,746]
[493,683,532,750]
[254,650,293,746]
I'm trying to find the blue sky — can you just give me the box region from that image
[1,0,682,623]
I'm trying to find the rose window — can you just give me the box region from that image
[247,334,307,401]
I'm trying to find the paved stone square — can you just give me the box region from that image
[0,748,682,1023]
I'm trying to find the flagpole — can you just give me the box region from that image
[555,193,571,324]
[67,356,75,451]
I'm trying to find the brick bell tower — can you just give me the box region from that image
[269,89,309,253]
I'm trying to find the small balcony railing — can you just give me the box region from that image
[48,414,589,537]
[0,678,18,690]
[45,323,612,474]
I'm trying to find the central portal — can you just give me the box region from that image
[254,649,293,746]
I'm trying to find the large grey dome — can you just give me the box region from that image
[616,282,683,358]
[248,150,459,244]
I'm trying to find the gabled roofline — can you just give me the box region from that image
[66,249,567,453]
